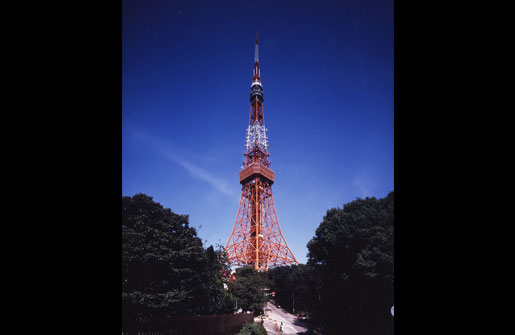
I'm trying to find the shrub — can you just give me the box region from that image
[237,322,267,335]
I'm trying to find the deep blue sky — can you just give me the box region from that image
[122,0,393,264]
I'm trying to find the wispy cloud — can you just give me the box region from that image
[173,157,233,196]
[126,129,234,197]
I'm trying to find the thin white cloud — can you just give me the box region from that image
[173,157,233,196]
[126,128,235,197]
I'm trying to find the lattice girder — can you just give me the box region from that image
[225,178,297,271]
[224,36,297,271]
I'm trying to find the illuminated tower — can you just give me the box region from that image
[225,36,298,271]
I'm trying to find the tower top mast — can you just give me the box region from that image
[253,34,261,83]
[247,34,267,166]
[255,33,259,63]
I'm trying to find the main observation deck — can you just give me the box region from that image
[239,162,275,185]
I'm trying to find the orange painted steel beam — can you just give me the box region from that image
[224,36,297,271]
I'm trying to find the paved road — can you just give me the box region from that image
[259,302,312,335]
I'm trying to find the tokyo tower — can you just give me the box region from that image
[225,36,298,271]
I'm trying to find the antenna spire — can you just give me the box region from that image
[253,34,261,81]
[254,32,259,63]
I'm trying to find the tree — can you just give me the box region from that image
[307,191,394,335]
[205,245,236,314]
[216,244,233,280]
[122,193,232,322]
[267,264,320,317]
[230,266,269,313]
[237,322,267,335]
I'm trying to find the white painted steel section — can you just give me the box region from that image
[245,120,268,150]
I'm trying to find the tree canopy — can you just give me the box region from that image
[230,266,270,313]
[307,191,394,335]
[237,322,267,335]
[267,264,320,316]
[121,191,394,334]
[122,193,232,321]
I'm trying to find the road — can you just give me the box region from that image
[259,302,313,335]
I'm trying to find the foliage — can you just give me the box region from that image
[215,243,233,281]
[267,264,320,317]
[204,244,236,314]
[306,191,394,335]
[230,266,270,314]
[122,193,233,322]
[237,322,267,335]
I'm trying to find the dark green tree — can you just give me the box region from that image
[231,266,270,314]
[205,245,236,314]
[267,265,291,308]
[267,264,320,317]
[237,322,267,335]
[122,193,232,322]
[216,244,233,280]
[307,191,394,335]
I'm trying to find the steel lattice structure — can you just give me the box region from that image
[225,36,298,271]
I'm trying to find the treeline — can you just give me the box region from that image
[122,194,234,322]
[122,191,394,335]
[122,193,271,325]
[267,191,394,335]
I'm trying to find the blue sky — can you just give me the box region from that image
[122,0,393,264]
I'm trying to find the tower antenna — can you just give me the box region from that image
[225,37,298,271]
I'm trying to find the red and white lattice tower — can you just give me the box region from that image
[225,36,298,271]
